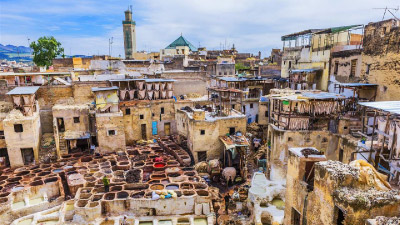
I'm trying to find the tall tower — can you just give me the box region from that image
[122,7,136,59]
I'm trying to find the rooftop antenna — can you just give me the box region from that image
[130,5,132,12]
[373,6,399,20]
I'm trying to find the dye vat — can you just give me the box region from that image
[271,197,285,210]
[139,222,153,225]
[30,196,45,205]
[38,220,59,225]
[159,220,173,225]
[194,218,208,225]
[17,218,32,225]
[166,184,179,190]
[12,201,26,210]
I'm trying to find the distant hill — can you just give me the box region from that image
[0,44,92,62]
[0,44,32,62]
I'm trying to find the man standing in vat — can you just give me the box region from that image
[103,176,110,192]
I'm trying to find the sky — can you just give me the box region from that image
[0,0,399,57]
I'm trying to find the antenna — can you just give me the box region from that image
[130,5,132,13]
[373,6,399,20]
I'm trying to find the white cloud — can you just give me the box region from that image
[1,0,398,57]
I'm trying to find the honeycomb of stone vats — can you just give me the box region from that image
[0,161,66,224]
[67,142,212,224]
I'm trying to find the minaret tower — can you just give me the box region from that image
[122,6,136,59]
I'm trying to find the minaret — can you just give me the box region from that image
[122,7,136,59]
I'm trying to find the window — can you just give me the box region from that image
[366,64,371,75]
[265,111,268,117]
[224,72,227,75]
[288,137,293,142]
[219,72,222,75]
[334,62,339,75]
[14,124,23,133]
[229,127,236,135]
[288,61,292,69]
[200,130,205,135]
[0,131,4,139]
[250,103,253,109]
[73,117,80,123]
[197,151,207,162]
[303,161,315,190]
[126,108,131,115]
[322,137,328,143]
[161,107,165,114]
[108,130,116,136]
[140,114,144,120]
[231,104,235,109]
[350,59,357,77]
[339,149,344,162]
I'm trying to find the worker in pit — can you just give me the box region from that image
[103,176,110,192]
[258,152,267,173]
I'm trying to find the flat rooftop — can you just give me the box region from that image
[7,86,40,95]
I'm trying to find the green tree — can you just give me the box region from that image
[30,36,64,67]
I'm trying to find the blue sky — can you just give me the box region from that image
[1,0,398,57]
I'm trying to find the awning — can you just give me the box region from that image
[290,68,322,73]
[63,131,91,140]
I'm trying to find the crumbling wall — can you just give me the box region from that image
[72,81,109,104]
[361,20,400,101]
[36,86,73,110]
[330,49,362,82]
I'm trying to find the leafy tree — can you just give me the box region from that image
[30,36,64,67]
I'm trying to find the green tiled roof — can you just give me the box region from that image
[165,35,197,51]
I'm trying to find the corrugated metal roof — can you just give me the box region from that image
[358,101,400,115]
[91,86,119,92]
[7,86,40,95]
[337,83,378,87]
[291,68,322,73]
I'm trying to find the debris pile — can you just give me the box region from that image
[334,187,400,208]
[317,160,360,182]
[375,216,400,225]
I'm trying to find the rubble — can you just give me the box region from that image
[334,187,400,208]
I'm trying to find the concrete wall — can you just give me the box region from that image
[3,109,41,168]
[96,111,126,153]
[161,71,208,96]
[176,110,247,162]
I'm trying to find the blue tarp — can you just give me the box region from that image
[152,121,157,135]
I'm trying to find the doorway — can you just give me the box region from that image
[57,118,65,132]
[21,148,34,165]
[335,206,345,225]
[164,122,171,136]
[141,124,147,140]
[292,207,301,225]
[0,148,9,167]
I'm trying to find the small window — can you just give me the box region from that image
[231,104,235,109]
[126,108,131,115]
[73,117,80,123]
[161,107,165,114]
[250,103,254,109]
[334,62,339,75]
[200,130,205,135]
[14,124,23,133]
[322,137,328,143]
[108,130,116,136]
[152,113,155,117]
[197,151,207,162]
[265,111,268,117]
[140,115,144,120]
[0,131,4,139]
[219,72,222,75]
[288,137,293,142]
[366,64,371,75]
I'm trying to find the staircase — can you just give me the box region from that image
[59,138,68,155]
